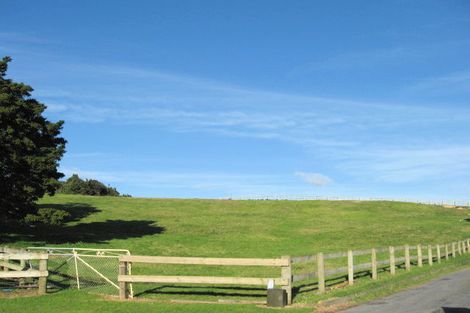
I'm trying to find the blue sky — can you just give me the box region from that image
[2,0,470,199]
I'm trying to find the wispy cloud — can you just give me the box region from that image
[295,172,332,186]
[34,60,470,153]
[290,40,470,74]
[408,71,470,94]
[0,32,54,45]
[5,34,470,196]
[340,146,470,183]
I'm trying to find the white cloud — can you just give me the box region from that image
[339,146,470,183]
[294,172,332,186]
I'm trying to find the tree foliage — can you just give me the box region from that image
[0,56,66,219]
[23,207,70,226]
[58,174,120,196]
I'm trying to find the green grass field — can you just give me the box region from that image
[1,194,469,312]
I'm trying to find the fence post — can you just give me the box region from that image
[428,245,433,266]
[445,244,449,260]
[19,259,26,286]
[417,244,423,267]
[38,255,48,295]
[405,245,411,271]
[317,252,325,294]
[436,245,441,264]
[119,260,128,300]
[452,242,456,258]
[467,239,470,253]
[389,246,396,275]
[3,256,8,272]
[457,241,462,255]
[73,249,80,289]
[281,256,292,305]
[371,248,377,280]
[348,250,354,285]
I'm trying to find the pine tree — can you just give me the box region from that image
[0,56,66,218]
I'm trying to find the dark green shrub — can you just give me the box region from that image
[58,174,122,196]
[24,208,70,226]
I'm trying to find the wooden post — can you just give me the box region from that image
[281,256,292,305]
[405,245,411,271]
[348,250,354,285]
[452,242,456,258]
[436,245,441,264]
[389,246,395,275]
[38,257,48,295]
[417,244,423,267]
[3,256,8,272]
[317,252,325,294]
[371,248,377,280]
[467,239,470,253]
[73,250,80,289]
[119,261,128,300]
[445,244,449,260]
[457,241,462,255]
[19,259,26,286]
[428,245,433,266]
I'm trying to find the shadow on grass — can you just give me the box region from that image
[135,285,267,299]
[293,263,408,298]
[0,202,165,244]
[441,309,470,313]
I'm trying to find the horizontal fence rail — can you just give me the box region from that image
[4,238,469,305]
[117,238,469,305]
[291,238,470,295]
[119,275,289,286]
[118,255,294,304]
[0,248,49,294]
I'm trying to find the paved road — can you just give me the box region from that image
[340,269,470,313]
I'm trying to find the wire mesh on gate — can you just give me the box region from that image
[27,247,133,297]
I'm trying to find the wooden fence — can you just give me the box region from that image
[291,239,470,294]
[117,239,469,305]
[118,255,293,303]
[0,247,49,294]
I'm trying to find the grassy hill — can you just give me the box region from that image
[1,194,469,312]
[4,194,469,255]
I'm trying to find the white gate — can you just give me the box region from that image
[28,247,133,297]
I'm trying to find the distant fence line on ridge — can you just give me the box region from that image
[222,195,470,207]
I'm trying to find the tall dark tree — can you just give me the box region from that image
[0,56,66,219]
